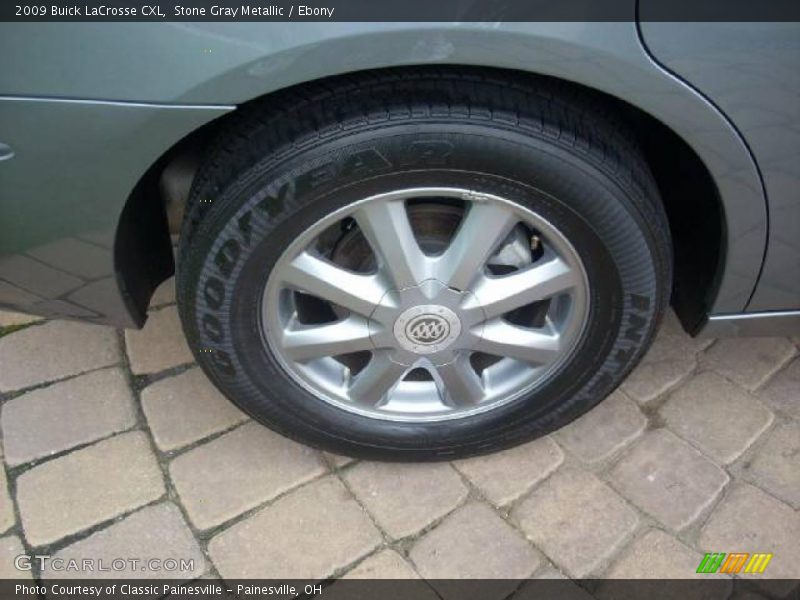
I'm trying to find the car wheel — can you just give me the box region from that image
[176,70,672,460]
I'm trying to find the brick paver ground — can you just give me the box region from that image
[0,280,798,593]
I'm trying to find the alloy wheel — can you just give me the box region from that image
[262,187,590,422]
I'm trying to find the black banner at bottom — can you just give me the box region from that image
[2,579,798,600]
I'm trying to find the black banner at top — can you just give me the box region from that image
[2,0,800,22]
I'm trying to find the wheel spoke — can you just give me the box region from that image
[434,201,518,290]
[282,316,374,362]
[266,187,590,422]
[474,319,562,365]
[466,256,578,321]
[282,251,389,318]
[432,355,485,406]
[354,200,430,289]
[348,351,408,406]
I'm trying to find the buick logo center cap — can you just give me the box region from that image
[393,305,462,355]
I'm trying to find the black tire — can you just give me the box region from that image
[177,68,672,461]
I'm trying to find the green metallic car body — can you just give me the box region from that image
[1,21,798,335]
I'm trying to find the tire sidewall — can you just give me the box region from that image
[179,122,666,459]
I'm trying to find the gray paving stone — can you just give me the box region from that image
[0,281,41,307]
[531,567,568,579]
[621,356,696,405]
[699,485,800,588]
[739,421,800,509]
[41,503,206,580]
[642,311,713,363]
[757,358,800,421]
[67,278,124,318]
[324,452,356,469]
[344,550,420,579]
[124,306,193,375]
[604,528,713,578]
[142,368,248,452]
[700,337,796,391]
[170,421,326,530]
[0,450,14,534]
[555,391,646,463]
[660,372,774,464]
[0,311,42,328]
[344,462,467,539]
[208,476,381,579]
[0,255,83,298]
[453,437,563,506]
[619,312,704,407]
[35,298,99,319]
[2,298,797,586]
[16,432,165,547]
[78,229,114,249]
[0,320,119,393]
[27,238,112,280]
[599,530,730,600]
[511,467,637,578]
[410,503,540,600]
[609,430,729,531]
[150,277,176,307]
[1,368,136,466]
[0,536,32,580]
[330,551,439,600]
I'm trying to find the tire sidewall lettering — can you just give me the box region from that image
[195,139,460,381]
[188,126,665,452]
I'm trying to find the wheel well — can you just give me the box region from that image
[631,111,723,333]
[116,65,723,332]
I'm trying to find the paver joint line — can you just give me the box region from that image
[0,308,796,585]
